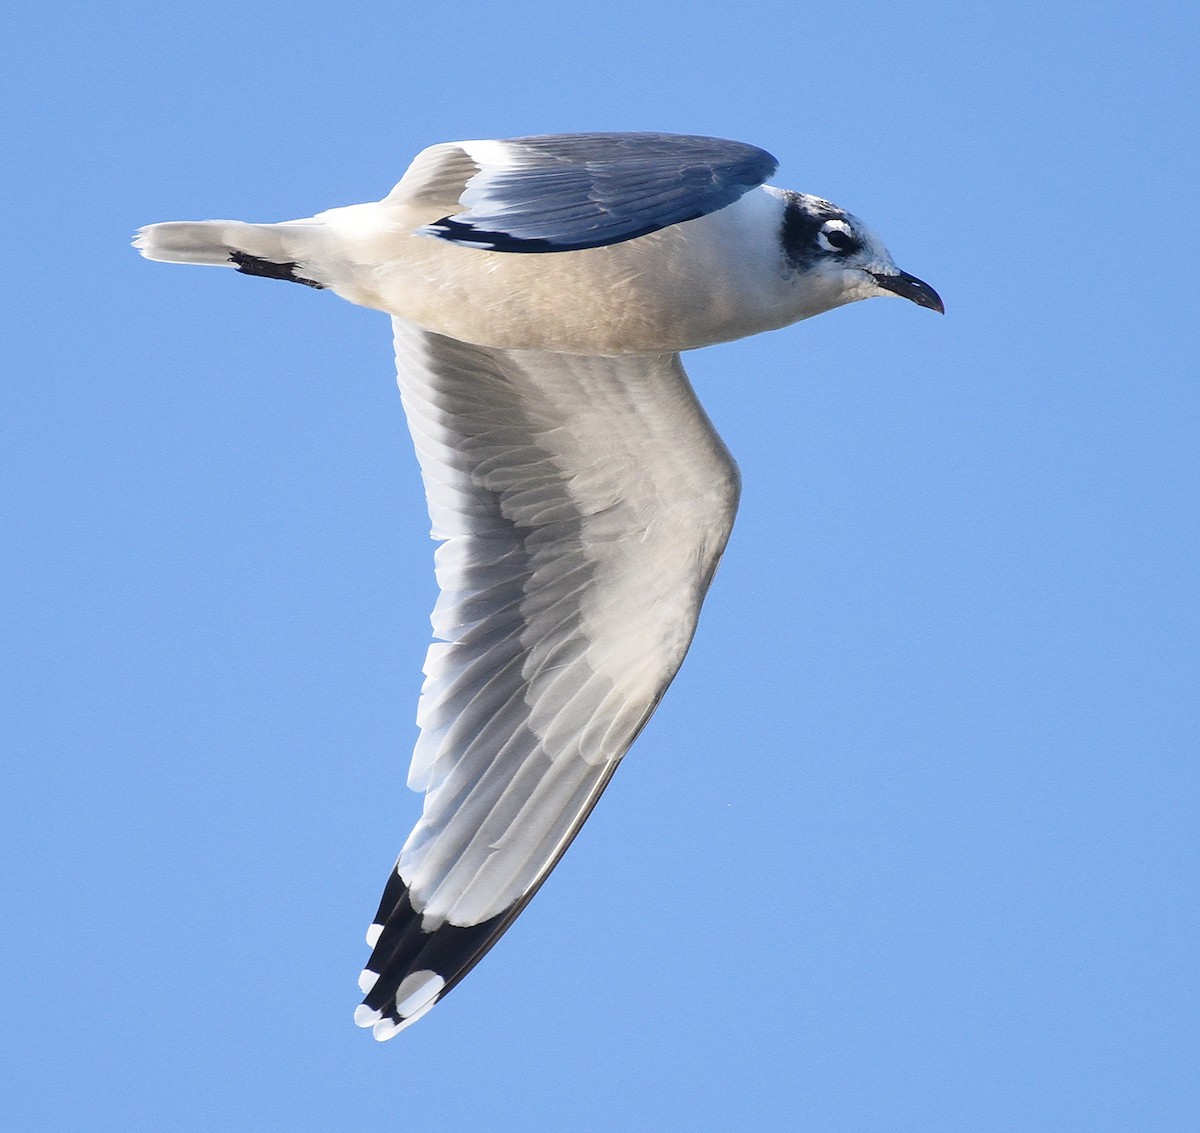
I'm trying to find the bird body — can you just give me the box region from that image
[135,132,941,1040]
[144,187,839,353]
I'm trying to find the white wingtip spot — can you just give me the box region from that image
[365,923,383,948]
[356,971,447,1039]
[393,970,446,1018]
[372,1017,402,1041]
[397,996,440,1030]
[354,1004,383,1029]
[374,996,441,1042]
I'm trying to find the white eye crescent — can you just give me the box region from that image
[818,221,857,254]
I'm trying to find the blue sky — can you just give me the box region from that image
[3,2,1195,1130]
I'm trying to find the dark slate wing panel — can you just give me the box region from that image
[420,132,778,252]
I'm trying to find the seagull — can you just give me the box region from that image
[135,132,942,1040]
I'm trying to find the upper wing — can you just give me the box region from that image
[388,132,777,252]
[355,318,740,1038]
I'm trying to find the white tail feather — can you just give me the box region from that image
[133,219,325,268]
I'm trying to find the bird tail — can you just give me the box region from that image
[133,219,330,288]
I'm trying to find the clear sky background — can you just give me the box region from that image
[3,3,1195,1130]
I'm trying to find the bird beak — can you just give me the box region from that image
[869,270,944,314]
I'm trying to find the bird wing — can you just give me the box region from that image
[388,132,778,252]
[356,317,740,1038]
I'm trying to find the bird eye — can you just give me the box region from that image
[819,223,858,254]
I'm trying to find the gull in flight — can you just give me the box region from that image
[135,132,942,1040]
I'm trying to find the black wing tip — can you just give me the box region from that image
[419,216,673,254]
[419,217,555,252]
[356,874,517,1040]
[355,968,449,1040]
[228,250,324,289]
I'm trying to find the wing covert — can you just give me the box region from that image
[390,132,777,252]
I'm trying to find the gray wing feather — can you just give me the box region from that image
[390,317,741,929]
[393,132,777,252]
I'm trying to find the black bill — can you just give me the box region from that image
[870,270,944,314]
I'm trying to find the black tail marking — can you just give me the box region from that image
[229,251,324,289]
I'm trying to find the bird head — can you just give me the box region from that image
[777,191,943,317]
